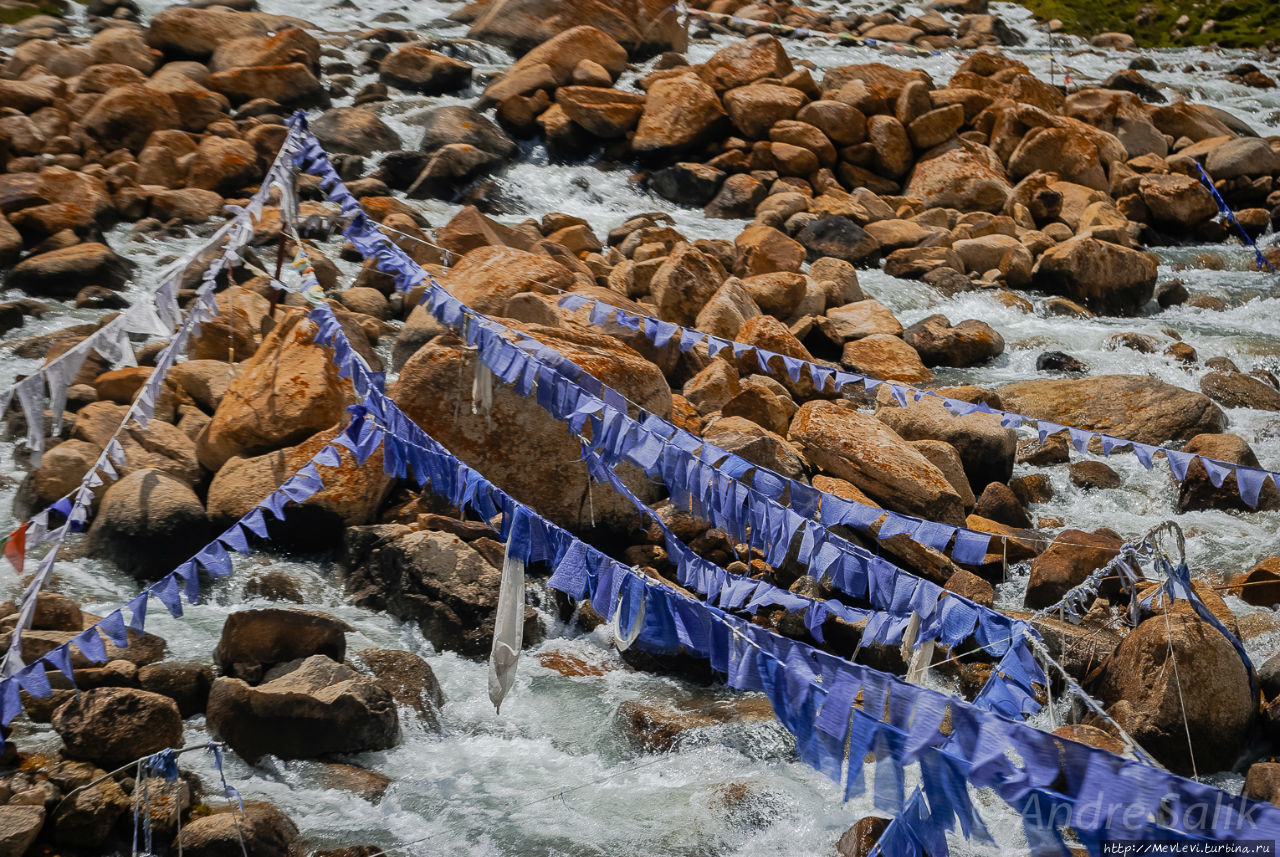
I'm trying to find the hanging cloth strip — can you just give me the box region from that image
[1194,160,1276,273]
[0,128,307,678]
[282,132,1280,844]
[340,398,1280,851]
[283,134,1035,671]
[0,409,362,735]
[557,294,1280,510]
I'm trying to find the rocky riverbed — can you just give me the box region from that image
[0,0,1276,854]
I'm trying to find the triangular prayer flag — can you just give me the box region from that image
[3,523,26,576]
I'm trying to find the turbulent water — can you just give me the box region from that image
[2,1,1280,854]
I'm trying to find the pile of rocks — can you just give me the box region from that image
[0,1,1277,853]
[0,590,442,855]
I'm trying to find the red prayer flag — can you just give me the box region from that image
[4,522,27,576]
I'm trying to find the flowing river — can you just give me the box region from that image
[1,0,1279,853]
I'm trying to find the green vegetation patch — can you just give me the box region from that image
[1018,0,1280,49]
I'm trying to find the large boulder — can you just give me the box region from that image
[902,314,1004,367]
[875,394,1016,488]
[205,422,394,542]
[632,75,725,156]
[207,655,400,763]
[998,375,1227,445]
[733,224,804,277]
[214,608,351,681]
[1177,433,1280,513]
[0,807,44,857]
[722,83,806,138]
[1024,529,1123,609]
[700,34,792,90]
[145,7,270,59]
[1029,237,1158,315]
[7,243,132,297]
[51,688,183,767]
[391,325,670,530]
[186,285,272,362]
[207,27,319,73]
[345,528,540,656]
[73,402,202,487]
[137,662,213,717]
[176,802,299,857]
[358,648,444,724]
[1200,370,1280,412]
[479,25,627,105]
[1138,174,1217,230]
[184,134,259,194]
[903,138,1011,213]
[788,401,966,525]
[703,416,806,481]
[419,104,516,161]
[1062,89,1167,158]
[85,469,210,580]
[555,86,646,138]
[207,63,327,108]
[695,277,762,338]
[196,311,352,472]
[1093,613,1253,775]
[1204,137,1280,180]
[49,761,131,848]
[468,0,682,56]
[649,243,723,326]
[440,245,575,314]
[82,84,180,152]
[311,107,402,156]
[379,44,472,94]
[840,334,933,384]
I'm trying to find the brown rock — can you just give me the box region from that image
[944,568,994,606]
[1200,370,1280,411]
[1069,460,1122,490]
[440,245,574,314]
[703,416,806,481]
[1030,237,1157,315]
[85,469,210,580]
[82,84,179,152]
[556,86,645,138]
[196,311,352,471]
[903,138,1011,213]
[1177,433,1280,512]
[732,224,804,277]
[999,375,1225,446]
[7,243,132,297]
[1025,529,1123,609]
[208,63,327,108]
[392,325,669,530]
[1230,557,1280,609]
[840,334,932,384]
[649,243,723,326]
[722,83,805,138]
[468,1,681,57]
[379,44,472,94]
[902,314,1004,367]
[205,422,394,539]
[176,801,299,857]
[51,687,182,767]
[214,608,351,679]
[1094,613,1253,775]
[788,401,965,524]
[145,7,270,59]
[632,75,725,155]
[875,393,1016,488]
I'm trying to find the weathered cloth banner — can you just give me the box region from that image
[559,294,1280,510]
